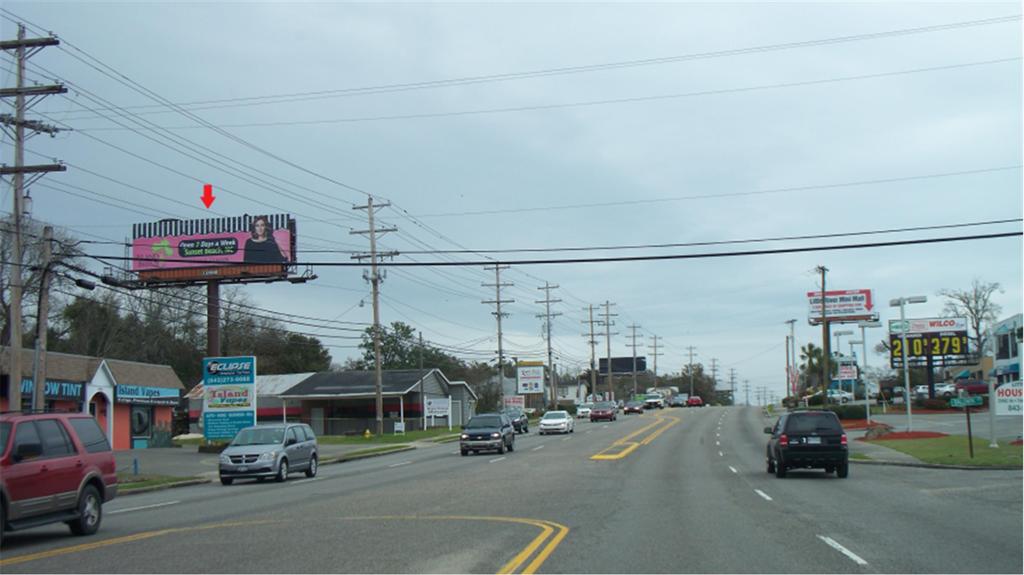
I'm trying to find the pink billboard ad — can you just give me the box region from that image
[132,229,292,271]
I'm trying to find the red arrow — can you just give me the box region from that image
[864,289,874,311]
[201,184,216,208]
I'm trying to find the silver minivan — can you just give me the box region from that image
[219,424,318,485]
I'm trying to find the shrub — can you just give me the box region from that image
[921,398,950,411]
[782,396,800,409]
[819,405,869,420]
[807,394,825,406]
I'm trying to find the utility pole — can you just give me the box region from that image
[786,319,797,397]
[536,283,561,410]
[351,196,397,436]
[582,305,599,400]
[709,357,719,389]
[418,331,425,431]
[785,335,791,399]
[816,265,831,394]
[729,368,737,404]
[483,265,513,406]
[31,226,53,411]
[744,380,750,406]
[649,335,663,393]
[1,25,66,411]
[626,324,641,398]
[686,346,698,397]
[601,301,617,401]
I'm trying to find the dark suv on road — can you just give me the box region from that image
[502,409,529,433]
[765,410,848,478]
[460,413,515,456]
[1,412,118,543]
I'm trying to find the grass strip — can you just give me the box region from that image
[874,435,1023,467]
[118,474,201,491]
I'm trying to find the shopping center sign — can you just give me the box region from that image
[202,356,257,441]
[807,289,877,325]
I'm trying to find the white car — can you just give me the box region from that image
[576,403,593,419]
[827,389,854,404]
[935,383,957,397]
[539,411,575,435]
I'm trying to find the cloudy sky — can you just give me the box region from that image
[3,1,1021,402]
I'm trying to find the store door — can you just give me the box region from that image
[131,405,153,449]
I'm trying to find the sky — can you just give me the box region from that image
[2,1,1021,403]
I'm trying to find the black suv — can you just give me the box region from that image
[460,413,515,456]
[765,411,848,478]
[502,409,529,433]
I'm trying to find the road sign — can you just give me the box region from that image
[807,289,877,325]
[950,396,982,408]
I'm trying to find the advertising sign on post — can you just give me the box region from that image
[887,317,971,369]
[995,381,1022,416]
[807,289,877,324]
[503,395,526,410]
[517,364,545,394]
[202,356,257,441]
[425,397,452,430]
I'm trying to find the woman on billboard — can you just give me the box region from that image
[244,215,287,264]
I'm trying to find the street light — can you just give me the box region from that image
[890,296,927,432]
[857,320,882,423]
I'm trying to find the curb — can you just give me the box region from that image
[429,435,461,444]
[850,459,1021,471]
[121,478,212,496]
[321,445,416,465]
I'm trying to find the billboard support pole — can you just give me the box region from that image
[207,281,221,357]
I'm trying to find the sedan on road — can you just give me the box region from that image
[765,410,848,478]
[539,411,575,435]
[576,403,594,419]
[460,413,515,456]
[590,402,617,422]
[623,401,644,414]
[502,409,529,433]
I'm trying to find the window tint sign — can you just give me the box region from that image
[17,378,85,402]
[202,356,257,441]
[116,384,180,406]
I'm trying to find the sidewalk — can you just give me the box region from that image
[114,440,444,479]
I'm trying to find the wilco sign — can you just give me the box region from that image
[202,356,257,441]
[889,317,968,334]
[995,381,1022,416]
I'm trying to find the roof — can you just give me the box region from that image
[185,372,316,400]
[447,380,478,400]
[1,346,183,390]
[279,369,434,399]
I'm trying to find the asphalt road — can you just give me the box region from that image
[2,406,1021,573]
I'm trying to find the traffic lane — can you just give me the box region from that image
[525,406,861,573]
[727,407,1023,573]
[0,415,638,569]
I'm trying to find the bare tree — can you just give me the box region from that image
[938,279,1003,355]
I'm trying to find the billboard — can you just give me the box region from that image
[202,356,257,441]
[132,214,295,283]
[599,357,647,374]
[807,289,877,324]
[517,364,545,394]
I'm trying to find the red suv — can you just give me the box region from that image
[687,396,704,407]
[1,412,118,543]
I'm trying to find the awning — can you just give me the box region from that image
[954,369,971,380]
[990,363,1020,376]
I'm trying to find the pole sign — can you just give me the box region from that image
[202,356,257,441]
[425,397,451,417]
[837,365,858,380]
[503,395,526,410]
[995,381,1022,416]
[807,289,877,325]
[517,364,545,394]
[888,317,970,368]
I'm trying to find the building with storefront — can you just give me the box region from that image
[1,347,184,450]
[990,313,1022,385]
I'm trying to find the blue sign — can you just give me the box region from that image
[116,384,180,406]
[20,378,85,402]
[202,356,256,441]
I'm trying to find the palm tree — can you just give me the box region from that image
[799,343,824,395]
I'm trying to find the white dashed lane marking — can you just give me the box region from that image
[728,466,738,474]
[108,501,179,515]
[388,461,412,468]
[817,535,869,566]
[754,489,773,502]
[532,445,545,451]
[490,457,506,463]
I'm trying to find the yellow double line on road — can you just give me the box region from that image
[341,515,568,574]
[590,414,680,460]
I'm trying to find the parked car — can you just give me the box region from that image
[935,383,957,398]
[686,396,704,407]
[590,402,617,422]
[1,412,118,542]
[764,410,848,478]
[576,403,594,419]
[219,423,318,485]
[539,411,575,435]
[502,409,529,433]
[460,413,515,456]
[827,389,854,404]
[669,396,687,408]
[623,401,644,414]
